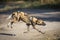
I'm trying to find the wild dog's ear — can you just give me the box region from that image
[32,17,38,23]
[33,17,37,20]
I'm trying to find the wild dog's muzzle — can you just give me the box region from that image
[36,20,46,26]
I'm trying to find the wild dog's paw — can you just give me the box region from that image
[38,31,45,34]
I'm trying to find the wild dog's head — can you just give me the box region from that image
[36,19,46,26]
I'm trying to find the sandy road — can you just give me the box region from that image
[0,12,60,40]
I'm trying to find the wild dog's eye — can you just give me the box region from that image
[37,21,41,23]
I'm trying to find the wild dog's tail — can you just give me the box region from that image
[6,14,12,20]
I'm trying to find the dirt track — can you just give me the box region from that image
[0,12,60,40]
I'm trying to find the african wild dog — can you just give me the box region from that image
[7,11,46,34]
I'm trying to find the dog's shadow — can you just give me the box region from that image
[0,33,16,36]
[0,27,16,36]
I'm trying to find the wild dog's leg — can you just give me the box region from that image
[32,23,44,34]
[24,24,30,33]
[26,24,30,32]
[7,21,14,28]
[10,21,14,28]
[7,22,11,28]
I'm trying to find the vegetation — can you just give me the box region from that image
[0,0,60,9]
[0,0,60,4]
